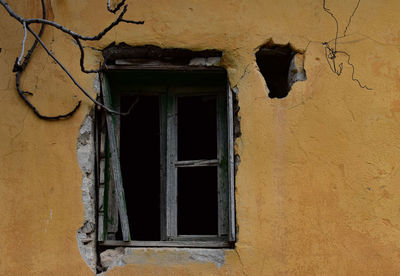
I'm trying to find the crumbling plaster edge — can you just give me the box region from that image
[76,111,97,272]
[98,247,229,274]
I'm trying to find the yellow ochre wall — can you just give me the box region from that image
[1,0,400,275]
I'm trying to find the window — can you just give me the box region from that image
[96,68,235,248]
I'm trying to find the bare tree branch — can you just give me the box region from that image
[0,0,144,120]
[73,37,103,74]
[17,21,27,66]
[20,0,46,71]
[1,1,143,41]
[26,25,120,114]
[11,0,82,119]
[107,0,126,14]
[16,71,82,120]
[322,0,371,90]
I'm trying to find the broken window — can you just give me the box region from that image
[96,66,235,248]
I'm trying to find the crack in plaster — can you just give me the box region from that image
[234,249,249,276]
[233,63,251,88]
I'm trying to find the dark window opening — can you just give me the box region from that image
[120,95,161,241]
[178,166,218,235]
[178,95,217,160]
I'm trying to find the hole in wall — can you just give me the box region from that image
[255,41,306,99]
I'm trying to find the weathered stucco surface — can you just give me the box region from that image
[1,0,400,274]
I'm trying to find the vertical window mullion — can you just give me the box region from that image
[106,95,120,240]
[217,92,229,237]
[227,85,236,242]
[166,92,178,238]
[159,95,167,241]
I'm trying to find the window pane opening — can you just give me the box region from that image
[177,166,218,235]
[177,95,217,161]
[119,95,161,241]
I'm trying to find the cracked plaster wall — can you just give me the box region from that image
[98,247,226,274]
[76,113,97,272]
[2,0,400,275]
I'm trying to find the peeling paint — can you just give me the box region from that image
[288,53,306,90]
[189,57,221,66]
[94,73,101,94]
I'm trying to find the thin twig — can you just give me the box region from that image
[21,8,143,41]
[124,96,139,115]
[26,25,123,115]
[322,0,339,51]
[321,0,371,90]
[336,50,372,90]
[344,0,361,36]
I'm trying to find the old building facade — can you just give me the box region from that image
[1,0,400,275]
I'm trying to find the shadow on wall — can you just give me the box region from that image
[255,41,306,99]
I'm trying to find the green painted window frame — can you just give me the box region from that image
[97,68,235,247]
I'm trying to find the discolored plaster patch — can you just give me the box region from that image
[288,53,306,89]
[98,247,226,274]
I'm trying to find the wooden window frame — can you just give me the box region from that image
[97,67,235,248]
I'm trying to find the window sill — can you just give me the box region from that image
[99,240,233,248]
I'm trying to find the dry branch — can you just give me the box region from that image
[322,0,371,90]
[0,0,144,120]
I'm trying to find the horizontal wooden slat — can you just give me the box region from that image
[173,235,225,241]
[99,240,233,248]
[105,64,225,71]
[174,159,219,167]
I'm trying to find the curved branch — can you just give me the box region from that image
[25,5,144,41]
[73,36,102,74]
[336,50,372,90]
[321,0,371,90]
[16,72,81,120]
[107,0,126,14]
[12,0,81,120]
[0,1,143,41]
[1,0,144,119]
